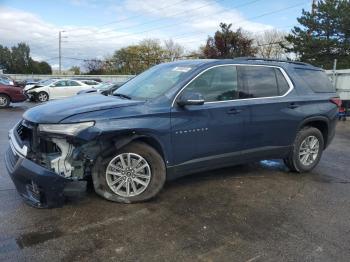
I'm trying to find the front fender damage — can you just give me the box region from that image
[29,131,138,207]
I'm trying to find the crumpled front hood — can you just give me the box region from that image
[23,94,144,123]
[24,85,43,91]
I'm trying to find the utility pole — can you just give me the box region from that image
[58,30,66,74]
[332,59,337,87]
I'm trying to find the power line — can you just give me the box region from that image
[67,0,220,39]
[66,0,266,43]
[67,0,264,40]
[64,0,191,33]
[170,2,307,43]
[23,0,192,42]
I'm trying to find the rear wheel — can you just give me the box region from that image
[0,94,10,108]
[92,142,166,203]
[36,91,49,102]
[284,127,324,172]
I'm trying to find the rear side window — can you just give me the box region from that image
[239,66,279,98]
[296,69,334,93]
[67,80,81,86]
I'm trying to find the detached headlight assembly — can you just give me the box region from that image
[38,122,95,136]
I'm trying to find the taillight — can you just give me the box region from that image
[330,97,342,108]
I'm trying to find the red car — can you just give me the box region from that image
[0,83,27,108]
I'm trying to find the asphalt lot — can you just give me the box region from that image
[0,102,349,262]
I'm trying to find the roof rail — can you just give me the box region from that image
[234,57,310,66]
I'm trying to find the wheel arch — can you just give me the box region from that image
[106,132,168,164]
[298,116,329,149]
[0,93,11,102]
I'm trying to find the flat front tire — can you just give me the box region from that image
[92,142,166,203]
[284,127,324,172]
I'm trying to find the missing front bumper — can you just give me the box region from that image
[5,146,68,208]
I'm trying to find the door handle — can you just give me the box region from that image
[227,108,243,114]
[288,103,300,109]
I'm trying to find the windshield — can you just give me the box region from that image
[113,63,193,100]
[40,79,56,86]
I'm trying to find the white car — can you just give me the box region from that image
[24,78,59,90]
[25,79,98,102]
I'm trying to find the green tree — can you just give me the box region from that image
[36,61,52,74]
[112,39,166,74]
[284,0,350,69]
[10,42,31,73]
[0,42,52,74]
[70,66,80,75]
[202,23,257,58]
[0,45,12,72]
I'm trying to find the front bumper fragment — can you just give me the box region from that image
[5,127,70,208]
[5,146,69,208]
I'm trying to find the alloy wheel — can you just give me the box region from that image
[299,135,320,166]
[38,93,48,102]
[106,153,151,197]
[0,96,8,107]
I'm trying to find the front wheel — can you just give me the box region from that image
[92,142,166,203]
[284,127,324,172]
[0,94,10,108]
[36,91,49,102]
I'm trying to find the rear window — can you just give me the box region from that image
[296,69,334,93]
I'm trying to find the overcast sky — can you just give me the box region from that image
[0,0,311,70]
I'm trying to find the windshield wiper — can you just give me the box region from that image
[114,93,132,100]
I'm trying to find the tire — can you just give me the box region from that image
[284,127,324,173]
[92,142,166,203]
[0,94,10,108]
[36,91,49,102]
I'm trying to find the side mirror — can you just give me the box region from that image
[177,92,205,107]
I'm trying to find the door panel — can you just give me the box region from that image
[49,80,68,99]
[170,65,249,168]
[171,101,249,165]
[66,80,83,96]
[238,66,300,152]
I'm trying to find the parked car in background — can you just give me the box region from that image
[78,79,101,87]
[77,82,123,95]
[24,78,58,91]
[24,79,93,102]
[0,75,15,86]
[71,77,102,83]
[0,83,27,108]
[5,58,339,208]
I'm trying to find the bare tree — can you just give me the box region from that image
[83,59,104,74]
[255,29,287,59]
[164,39,185,61]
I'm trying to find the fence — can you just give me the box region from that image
[326,69,350,100]
[5,74,134,83]
[4,70,350,101]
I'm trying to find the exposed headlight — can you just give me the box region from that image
[38,122,95,136]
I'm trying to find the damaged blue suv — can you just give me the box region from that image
[5,58,339,208]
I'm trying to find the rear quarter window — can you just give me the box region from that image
[295,69,335,93]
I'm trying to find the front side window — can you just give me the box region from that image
[239,66,279,98]
[182,66,244,102]
[52,80,66,87]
